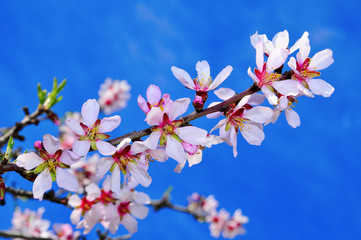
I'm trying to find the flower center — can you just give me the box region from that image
[162,124,174,135]
[117,202,131,217]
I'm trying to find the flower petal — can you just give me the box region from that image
[43,134,60,155]
[208,66,233,91]
[267,48,288,71]
[308,79,334,97]
[110,166,121,195]
[121,214,138,233]
[134,192,151,205]
[85,183,101,201]
[72,140,90,156]
[309,49,334,70]
[99,116,121,133]
[56,167,79,192]
[149,149,168,162]
[59,150,80,165]
[196,60,211,84]
[188,148,202,167]
[176,126,208,145]
[81,99,100,126]
[137,95,150,113]
[65,118,85,136]
[95,157,114,178]
[70,209,82,225]
[171,66,195,90]
[167,98,190,121]
[143,132,161,150]
[261,86,278,105]
[174,160,186,173]
[214,88,235,101]
[272,80,299,96]
[166,136,186,163]
[146,107,164,126]
[129,164,152,187]
[68,194,81,207]
[247,93,265,105]
[243,106,273,123]
[241,123,265,146]
[16,152,43,170]
[285,108,301,128]
[146,84,162,105]
[96,141,116,156]
[129,203,149,219]
[33,171,52,200]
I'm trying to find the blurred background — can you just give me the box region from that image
[0,0,360,239]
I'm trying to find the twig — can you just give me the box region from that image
[0,230,53,240]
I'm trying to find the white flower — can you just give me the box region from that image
[98,78,131,115]
[16,134,80,200]
[222,210,249,239]
[137,84,172,114]
[267,95,301,128]
[66,99,121,156]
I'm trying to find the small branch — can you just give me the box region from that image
[0,230,53,240]
[0,106,48,148]
[5,186,71,208]
[96,230,132,240]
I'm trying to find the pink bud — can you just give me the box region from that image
[34,141,43,151]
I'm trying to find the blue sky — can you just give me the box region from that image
[1,1,361,239]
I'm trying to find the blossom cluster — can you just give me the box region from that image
[9,30,335,238]
[187,193,249,238]
[11,207,80,240]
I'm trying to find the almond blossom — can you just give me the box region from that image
[222,210,249,239]
[65,99,121,156]
[15,134,80,200]
[137,84,172,114]
[144,97,208,163]
[206,209,230,238]
[268,95,301,128]
[247,36,290,105]
[52,223,81,240]
[208,88,273,157]
[98,78,131,115]
[171,60,233,109]
[96,138,152,195]
[276,35,335,98]
[187,193,219,216]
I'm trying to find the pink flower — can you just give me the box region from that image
[208,88,273,157]
[276,35,335,98]
[98,78,131,115]
[59,112,82,150]
[137,84,172,114]
[187,193,219,216]
[144,98,208,163]
[171,60,233,109]
[66,99,121,156]
[222,210,249,239]
[96,138,152,195]
[52,223,81,240]
[206,209,230,238]
[16,134,80,200]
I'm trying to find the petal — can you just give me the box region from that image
[267,48,289,71]
[116,138,132,152]
[121,214,138,233]
[196,60,211,83]
[85,183,101,201]
[208,66,233,91]
[255,40,264,70]
[243,106,273,123]
[229,127,238,157]
[171,66,195,90]
[214,87,236,101]
[285,108,301,128]
[129,164,152,187]
[137,95,150,113]
[247,93,265,105]
[166,136,186,163]
[261,86,278,105]
[59,150,80,165]
[110,166,121,195]
[146,84,162,105]
[287,57,297,72]
[206,102,222,119]
[99,116,121,133]
[308,79,335,97]
[309,49,334,70]
[234,95,251,112]
[176,126,208,145]
[43,134,60,155]
[96,141,116,156]
[272,80,299,96]
[146,107,164,126]
[272,30,289,49]
[70,209,82,225]
[68,194,81,207]
[96,157,114,179]
[210,118,227,133]
[16,152,43,170]
[130,141,148,155]
[65,118,85,135]
[133,192,151,205]
[129,203,149,219]
[33,171,52,200]
[289,31,309,54]
[56,168,79,192]
[149,149,168,162]
[188,149,202,167]
[247,67,259,83]
[241,123,265,146]
[174,160,186,173]
[72,140,90,156]
[167,98,190,121]
[143,132,161,150]
[81,99,100,126]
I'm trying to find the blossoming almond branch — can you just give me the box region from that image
[0,30,334,239]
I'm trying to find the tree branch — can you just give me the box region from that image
[0,230,53,240]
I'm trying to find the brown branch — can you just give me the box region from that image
[0,106,49,148]
[0,230,54,240]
